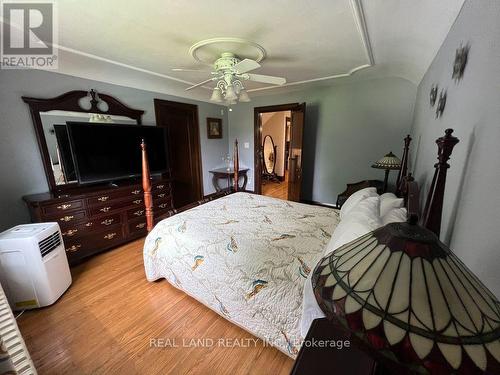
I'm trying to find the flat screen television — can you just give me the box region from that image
[54,124,77,182]
[66,122,169,185]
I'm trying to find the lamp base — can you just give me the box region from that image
[382,169,390,193]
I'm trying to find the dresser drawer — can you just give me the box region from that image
[61,213,122,239]
[89,199,142,217]
[153,182,170,192]
[127,207,146,219]
[48,210,87,225]
[156,199,172,211]
[64,225,124,255]
[87,187,143,206]
[128,217,148,235]
[42,199,84,215]
[154,191,171,200]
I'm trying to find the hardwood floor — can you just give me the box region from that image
[262,173,289,200]
[17,239,294,375]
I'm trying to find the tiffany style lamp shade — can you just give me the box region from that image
[372,152,402,193]
[312,222,500,374]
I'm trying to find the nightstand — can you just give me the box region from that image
[290,318,381,375]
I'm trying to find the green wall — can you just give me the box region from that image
[0,69,228,231]
[228,77,417,204]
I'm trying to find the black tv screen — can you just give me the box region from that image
[67,122,168,184]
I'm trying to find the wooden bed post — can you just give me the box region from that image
[396,135,412,196]
[233,139,239,192]
[141,139,154,232]
[421,129,459,236]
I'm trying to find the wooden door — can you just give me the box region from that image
[288,103,306,202]
[154,99,203,208]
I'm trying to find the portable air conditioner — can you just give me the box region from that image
[0,223,72,311]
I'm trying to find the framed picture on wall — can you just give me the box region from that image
[207,118,222,139]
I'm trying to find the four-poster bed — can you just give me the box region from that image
[139,129,459,357]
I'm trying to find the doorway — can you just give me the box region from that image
[154,99,203,208]
[254,103,306,201]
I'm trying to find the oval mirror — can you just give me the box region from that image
[263,135,276,174]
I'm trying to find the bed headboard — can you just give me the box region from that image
[396,134,412,196]
[398,129,459,235]
[421,129,459,236]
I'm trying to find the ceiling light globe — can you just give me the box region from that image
[239,89,251,102]
[225,85,237,101]
[210,88,223,102]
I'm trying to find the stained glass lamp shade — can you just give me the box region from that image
[372,152,401,193]
[312,222,500,374]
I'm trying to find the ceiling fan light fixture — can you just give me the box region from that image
[239,89,251,102]
[210,87,223,102]
[225,85,237,101]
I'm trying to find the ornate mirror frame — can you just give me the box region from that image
[22,90,145,193]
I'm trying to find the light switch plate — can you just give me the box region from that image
[244,142,250,149]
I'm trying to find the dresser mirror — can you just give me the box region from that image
[23,90,144,193]
[40,111,136,186]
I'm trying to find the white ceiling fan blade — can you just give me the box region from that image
[247,73,286,85]
[185,78,214,91]
[234,59,261,74]
[172,68,211,72]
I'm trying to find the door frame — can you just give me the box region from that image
[154,99,204,203]
[253,103,300,195]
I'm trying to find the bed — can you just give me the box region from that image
[144,192,339,356]
[141,129,459,358]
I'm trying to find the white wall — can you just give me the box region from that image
[410,0,500,296]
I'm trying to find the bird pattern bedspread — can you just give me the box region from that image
[143,192,339,357]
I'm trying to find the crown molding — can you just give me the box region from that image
[17,0,374,98]
[247,0,374,93]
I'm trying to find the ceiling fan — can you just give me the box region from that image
[173,52,286,104]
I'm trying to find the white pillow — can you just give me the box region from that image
[300,275,326,337]
[326,217,381,254]
[382,207,407,225]
[341,196,381,227]
[380,192,404,217]
[339,187,378,219]
[325,197,382,255]
[302,197,382,337]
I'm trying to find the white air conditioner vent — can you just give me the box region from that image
[38,231,61,258]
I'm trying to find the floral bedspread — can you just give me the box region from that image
[143,192,339,357]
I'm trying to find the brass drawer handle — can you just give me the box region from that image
[100,207,111,213]
[66,244,81,253]
[157,184,165,189]
[101,219,114,226]
[133,199,142,205]
[131,190,141,195]
[133,210,144,216]
[85,222,93,227]
[97,196,109,202]
[159,203,169,209]
[104,232,117,240]
[136,223,146,229]
[158,193,166,198]
[60,215,74,222]
[57,204,72,210]
[62,229,78,237]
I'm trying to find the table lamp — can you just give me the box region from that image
[372,152,401,193]
[312,221,500,374]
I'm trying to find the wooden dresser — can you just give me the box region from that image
[23,178,173,265]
